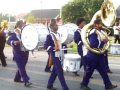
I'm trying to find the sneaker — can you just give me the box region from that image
[81,84,91,90]
[105,85,117,90]
[2,64,7,67]
[14,80,24,83]
[73,72,79,76]
[24,82,32,87]
[107,70,113,74]
[45,70,52,73]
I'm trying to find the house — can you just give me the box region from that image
[31,9,60,25]
[16,13,27,21]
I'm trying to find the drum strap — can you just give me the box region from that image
[15,31,27,52]
[77,28,81,35]
[52,34,60,50]
[47,27,51,33]
[15,32,21,41]
[48,33,60,67]
[50,33,60,50]
[48,53,53,67]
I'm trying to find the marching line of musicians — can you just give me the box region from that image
[0,18,119,90]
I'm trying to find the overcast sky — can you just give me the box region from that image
[0,0,119,15]
[0,0,70,15]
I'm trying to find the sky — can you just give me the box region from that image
[0,0,70,15]
[0,0,119,15]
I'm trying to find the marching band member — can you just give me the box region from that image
[74,18,86,76]
[0,26,7,67]
[7,20,32,87]
[80,19,117,90]
[45,19,56,72]
[113,22,120,44]
[44,21,69,90]
[45,19,67,72]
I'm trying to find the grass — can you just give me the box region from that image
[68,36,116,53]
[68,42,77,53]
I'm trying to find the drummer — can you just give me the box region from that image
[45,19,56,72]
[7,20,32,87]
[45,18,68,72]
[74,18,86,76]
[44,19,69,90]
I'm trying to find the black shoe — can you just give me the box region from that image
[105,85,117,90]
[81,84,91,90]
[74,72,79,76]
[24,82,32,87]
[90,76,93,79]
[14,80,24,83]
[47,87,57,90]
[2,64,7,67]
[107,70,113,74]
[45,70,52,73]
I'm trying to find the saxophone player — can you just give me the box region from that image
[80,19,117,90]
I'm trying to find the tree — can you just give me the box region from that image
[24,13,36,23]
[62,0,104,23]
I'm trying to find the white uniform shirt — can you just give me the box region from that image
[113,26,120,35]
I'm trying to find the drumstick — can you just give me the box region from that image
[53,48,72,51]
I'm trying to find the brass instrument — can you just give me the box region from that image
[81,0,116,54]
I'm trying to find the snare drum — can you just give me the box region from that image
[110,44,120,55]
[21,24,49,50]
[63,54,81,72]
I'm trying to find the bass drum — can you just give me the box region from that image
[21,24,49,50]
[58,23,78,44]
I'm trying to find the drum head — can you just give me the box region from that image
[33,24,49,46]
[58,23,77,44]
[64,53,81,60]
[21,25,39,50]
[58,26,68,43]
[63,23,78,32]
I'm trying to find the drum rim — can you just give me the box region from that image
[64,53,81,61]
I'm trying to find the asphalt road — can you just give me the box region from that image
[0,47,120,90]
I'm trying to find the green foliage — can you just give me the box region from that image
[24,13,36,23]
[62,0,104,23]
